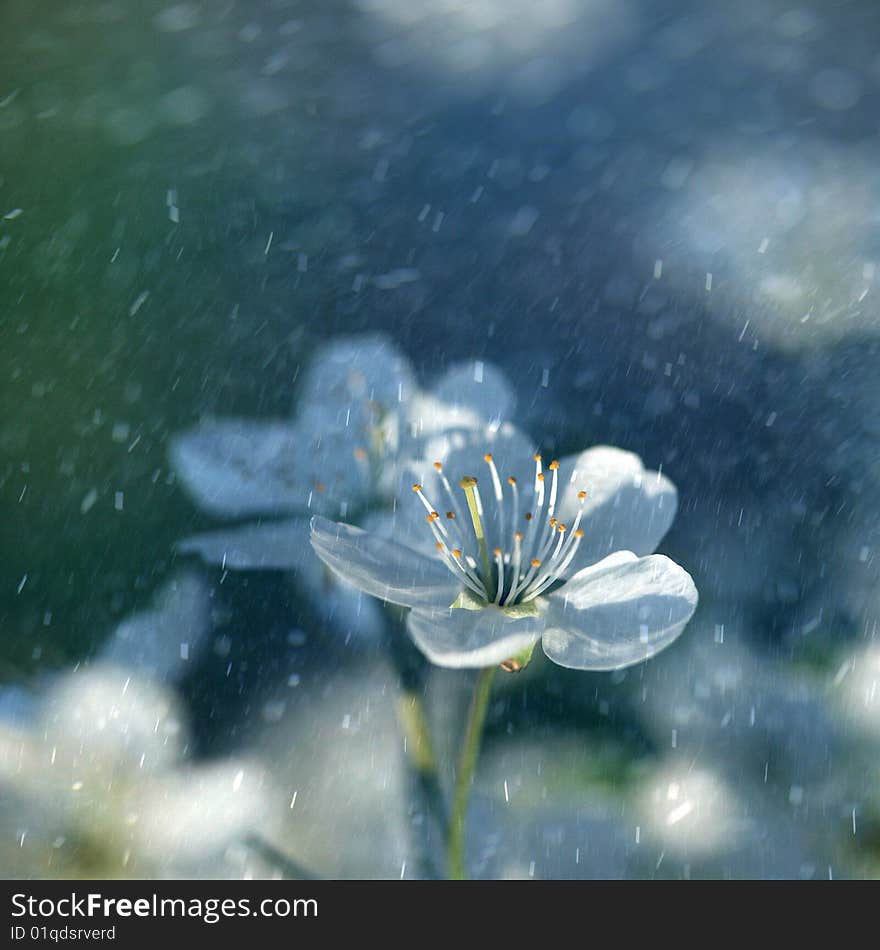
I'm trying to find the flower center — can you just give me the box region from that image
[412,453,586,607]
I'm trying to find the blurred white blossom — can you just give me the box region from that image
[0,665,270,878]
[832,645,880,738]
[99,571,211,682]
[236,657,412,879]
[635,761,743,857]
[170,334,515,643]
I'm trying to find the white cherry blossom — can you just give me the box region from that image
[311,424,697,670]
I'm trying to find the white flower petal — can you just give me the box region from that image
[38,667,186,778]
[170,418,371,519]
[296,333,418,419]
[178,518,311,570]
[310,516,460,610]
[296,529,388,644]
[404,393,489,444]
[407,606,543,669]
[554,446,678,570]
[541,553,697,670]
[169,419,305,517]
[426,360,516,426]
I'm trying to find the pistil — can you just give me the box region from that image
[460,476,492,585]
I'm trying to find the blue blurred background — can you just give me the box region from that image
[2,0,880,879]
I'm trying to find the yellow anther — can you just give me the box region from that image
[460,476,478,489]
[574,529,584,538]
[514,532,524,540]
[530,559,542,568]
[508,476,517,485]
[446,511,455,519]
[433,461,443,471]
[412,484,422,492]
[577,490,587,500]
[493,547,502,556]
[549,460,559,470]
[436,542,444,551]
[549,518,557,527]
[452,549,462,558]
[534,453,542,462]
[558,523,567,533]
[484,453,493,463]
[537,472,545,482]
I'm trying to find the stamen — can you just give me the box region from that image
[439,542,488,599]
[548,527,584,581]
[522,528,584,601]
[508,475,520,550]
[493,547,504,604]
[548,459,560,517]
[523,454,548,569]
[521,523,568,600]
[534,455,545,509]
[434,463,468,538]
[532,516,560,566]
[414,483,450,540]
[556,497,586,562]
[511,555,543,601]
[484,452,506,544]
[484,454,503,500]
[412,484,438,517]
[506,531,524,606]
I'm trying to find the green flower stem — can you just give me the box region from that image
[396,690,438,775]
[448,665,497,880]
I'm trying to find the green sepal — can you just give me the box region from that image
[449,592,541,618]
[500,600,539,620]
[449,589,485,611]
